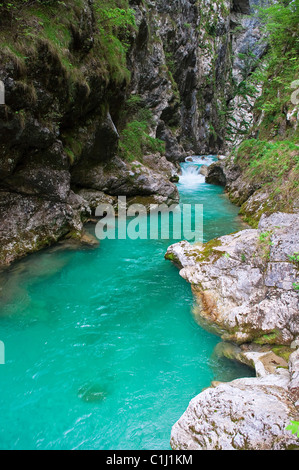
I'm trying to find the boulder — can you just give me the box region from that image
[171,357,299,450]
[72,156,179,206]
[0,190,89,266]
[165,212,299,345]
[166,211,299,450]
[200,165,208,176]
[205,162,227,186]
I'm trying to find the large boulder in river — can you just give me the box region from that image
[205,161,227,185]
[165,212,299,345]
[199,165,208,176]
[166,211,299,450]
[170,348,299,450]
[72,156,179,206]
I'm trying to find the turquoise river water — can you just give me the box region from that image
[0,157,253,450]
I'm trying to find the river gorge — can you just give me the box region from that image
[0,0,298,452]
[0,157,256,450]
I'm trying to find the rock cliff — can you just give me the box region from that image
[0,0,265,265]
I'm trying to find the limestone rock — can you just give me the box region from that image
[199,165,208,176]
[170,370,299,450]
[72,156,179,205]
[167,211,299,450]
[75,189,118,215]
[165,212,299,345]
[0,190,89,266]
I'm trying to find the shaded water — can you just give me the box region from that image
[0,156,253,450]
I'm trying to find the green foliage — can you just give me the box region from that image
[119,120,165,162]
[257,230,273,260]
[286,421,299,438]
[118,94,166,161]
[288,252,299,265]
[258,0,299,54]
[235,139,299,182]
[93,1,136,83]
[253,0,299,133]
[0,0,136,86]
[293,282,299,291]
[233,138,299,218]
[259,231,272,243]
[96,4,136,39]
[0,0,166,165]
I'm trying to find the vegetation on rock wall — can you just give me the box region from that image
[0,0,166,162]
[118,95,166,161]
[255,0,299,134]
[228,0,299,224]
[0,0,134,100]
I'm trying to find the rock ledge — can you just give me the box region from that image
[166,211,299,450]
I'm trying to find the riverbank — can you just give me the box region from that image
[166,210,299,450]
[0,156,255,450]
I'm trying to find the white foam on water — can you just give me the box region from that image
[179,155,216,188]
[178,164,205,187]
[185,155,216,166]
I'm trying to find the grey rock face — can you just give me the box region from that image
[166,212,299,345]
[129,0,266,157]
[205,162,227,186]
[171,366,299,450]
[166,211,299,450]
[0,0,268,264]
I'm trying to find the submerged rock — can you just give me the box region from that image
[78,383,108,403]
[75,189,118,216]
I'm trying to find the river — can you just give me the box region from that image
[0,156,253,450]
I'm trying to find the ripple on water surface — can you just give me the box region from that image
[0,157,253,450]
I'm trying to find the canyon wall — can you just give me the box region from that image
[0,0,265,264]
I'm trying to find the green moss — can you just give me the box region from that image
[192,238,223,263]
[253,329,282,345]
[226,2,299,225]
[119,120,165,162]
[271,345,293,363]
[232,139,299,221]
